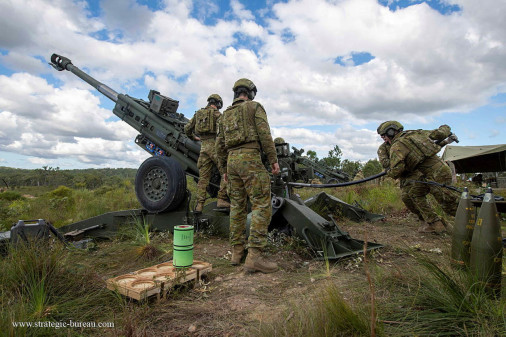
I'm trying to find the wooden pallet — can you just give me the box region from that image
[106,260,212,300]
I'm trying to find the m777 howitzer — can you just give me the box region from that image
[273,142,349,185]
[7,54,385,259]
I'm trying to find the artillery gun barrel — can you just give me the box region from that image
[49,53,200,174]
[50,54,119,102]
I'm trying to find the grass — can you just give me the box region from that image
[297,182,405,216]
[133,216,163,259]
[252,281,382,337]
[379,253,506,337]
[0,240,121,336]
[1,182,504,336]
[0,183,140,230]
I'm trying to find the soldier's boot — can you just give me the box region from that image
[418,222,436,233]
[195,202,204,213]
[231,244,245,265]
[217,199,230,208]
[244,248,278,274]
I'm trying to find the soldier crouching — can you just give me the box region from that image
[378,121,459,233]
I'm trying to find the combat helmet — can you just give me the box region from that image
[207,94,223,109]
[377,121,404,138]
[233,78,257,100]
[274,137,286,144]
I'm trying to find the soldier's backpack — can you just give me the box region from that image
[195,107,218,134]
[221,101,259,148]
[397,130,442,170]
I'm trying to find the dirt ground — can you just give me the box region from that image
[104,209,467,337]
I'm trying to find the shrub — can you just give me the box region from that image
[0,191,25,201]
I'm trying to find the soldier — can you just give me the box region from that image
[216,78,280,273]
[353,170,364,182]
[185,94,230,213]
[378,121,459,233]
[377,136,425,223]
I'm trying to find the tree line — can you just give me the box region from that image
[0,145,382,189]
[306,145,383,179]
[0,166,137,190]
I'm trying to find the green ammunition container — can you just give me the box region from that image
[173,225,194,247]
[173,225,194,268]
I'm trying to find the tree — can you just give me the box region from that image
[341,159,363,179]
[306,150,318,162]
[362,159,383,177]
[321,145,342,170]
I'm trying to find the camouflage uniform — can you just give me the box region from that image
[377,142,424,221]
[185,106,227,205]
[216,97,278,249]
[387,126,459,224]
[353,170,364,181]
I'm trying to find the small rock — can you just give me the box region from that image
[215,276,223,282]
[428,248,443,254]
[310,278,315,283]
[297,282,302,285]
[188,324,197,332]
[303,261,310,266]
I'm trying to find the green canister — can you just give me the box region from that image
[173,225,194,268]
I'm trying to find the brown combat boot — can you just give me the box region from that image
[195,202,204,213]
[217,199,230,208]
[231,244,245,265]
[244,248,278,274]
[418,222,436,233]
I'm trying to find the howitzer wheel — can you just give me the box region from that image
[135,157,187,213]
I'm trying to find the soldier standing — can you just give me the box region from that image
[216,78,280,273]
[185,94,230,213]
[378,121,459,233]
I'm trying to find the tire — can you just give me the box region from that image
[326,178,338,184]
[135,156,187,213]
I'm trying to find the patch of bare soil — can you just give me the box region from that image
[107,214,455,337]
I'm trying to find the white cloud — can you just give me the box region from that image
[0,53,47,74]
[230,0,254,21]
[272,126,381,161]
[28,157,52,165]
[0,0,505,168]
[0,73,139,166]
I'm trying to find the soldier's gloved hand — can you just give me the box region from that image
[271,163,280,175]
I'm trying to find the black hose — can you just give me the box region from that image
[288,171,387,188]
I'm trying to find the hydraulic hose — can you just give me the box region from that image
[288,171,387,188]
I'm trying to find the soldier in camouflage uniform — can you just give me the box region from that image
[216,78,280,273]
[378,121,459,233]
[377,137,425,222]
[185,94,229,213]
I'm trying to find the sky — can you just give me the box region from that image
[0,0,505,170]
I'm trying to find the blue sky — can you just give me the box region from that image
[0,0,505,169]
